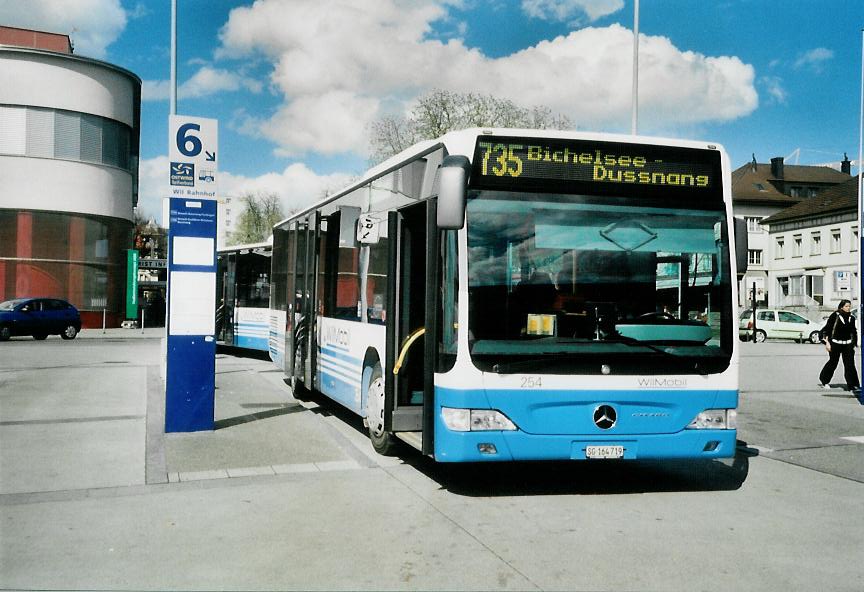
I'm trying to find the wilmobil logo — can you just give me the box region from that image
[638,377,688,388]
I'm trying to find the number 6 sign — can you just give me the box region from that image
[168,115,218,199]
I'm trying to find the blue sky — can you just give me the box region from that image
[3,0,862,219]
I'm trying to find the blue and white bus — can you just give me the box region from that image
[270,128,747,462]
[216,241,272,353]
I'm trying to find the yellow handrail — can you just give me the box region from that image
[393,327,425,375]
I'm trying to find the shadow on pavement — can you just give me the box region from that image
[407,446,752,497]
[216,344,272,361]
[303,389,753,496]
[214,404,306,429]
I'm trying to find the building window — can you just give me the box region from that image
[775,237,784,258]
[0,104,133,171]
[745,216,763,233]
[830,229,841,253]
[793,235,802,257]
[852,228,858,252]
[748,249,762,266]
[778,277,789,296]
[807,275,823,305]
[810,232,821,255]
[790,186,818,198]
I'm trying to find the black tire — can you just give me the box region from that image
[290,319,311,400]
[290,374,311,401]
[754,330,767,343]
[0,326,10,341]
[809,331,821,345]
[33,333,48,341]
[61,325,78,340]
[365,364,398,455]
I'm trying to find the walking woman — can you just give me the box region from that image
[819,299,860,392]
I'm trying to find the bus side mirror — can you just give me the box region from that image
[437,155,470,230]
[734,217,748,274]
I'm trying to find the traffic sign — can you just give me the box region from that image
[168,115,218,200]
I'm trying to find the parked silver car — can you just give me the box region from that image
[738,309,822,344]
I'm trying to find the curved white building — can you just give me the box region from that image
[0,27,141,327]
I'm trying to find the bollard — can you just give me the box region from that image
[102,309,106,334]
[141,308,145,334]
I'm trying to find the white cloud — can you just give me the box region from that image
[141,67,263,102]
[141,80,171,102]
[760,76,787,105]
[521,0,624,24]
[136,156,171,221]
[181,66,264,98]
[135,156,352,221]
[265,91,381,157]
[794,47,834,72]
[216,0,757,157]
[0,0,127,58]
[220,163,354,214]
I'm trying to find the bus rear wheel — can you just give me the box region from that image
[366,365,398,456]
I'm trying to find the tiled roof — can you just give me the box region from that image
[731,162,851,204]
[761,175,860,225]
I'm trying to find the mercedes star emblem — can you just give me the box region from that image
[593,405,617,429]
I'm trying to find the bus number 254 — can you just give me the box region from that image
[521,376,542,388]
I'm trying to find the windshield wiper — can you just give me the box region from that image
[491,353,575,374]
[608,335,709,375]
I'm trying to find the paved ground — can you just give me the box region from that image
[1,332,862,591]
[0,329,370,495]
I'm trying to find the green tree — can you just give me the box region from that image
[228,191,286,245]
[370,89,572,163]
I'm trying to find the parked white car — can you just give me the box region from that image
[739,309,822,344]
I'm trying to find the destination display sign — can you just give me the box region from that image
[471,136,722,199]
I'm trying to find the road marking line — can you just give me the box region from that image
[749,445,775,453]
[840,436,864,444]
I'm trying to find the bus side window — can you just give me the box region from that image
[336,246,360,320]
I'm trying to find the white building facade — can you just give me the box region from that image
[0,28,141,327]
[760,178,859,318]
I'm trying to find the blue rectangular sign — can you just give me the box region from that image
[165,198,217,433]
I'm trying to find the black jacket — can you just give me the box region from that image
[821,312,857,344]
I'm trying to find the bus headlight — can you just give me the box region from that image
[441,407,517,431]
[687,409,737,430]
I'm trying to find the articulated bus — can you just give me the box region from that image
[270,128,748,462]
[216,241,272,353]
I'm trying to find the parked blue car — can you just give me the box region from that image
[0,298,81,341]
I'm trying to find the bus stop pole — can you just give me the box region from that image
[751,282,757,342]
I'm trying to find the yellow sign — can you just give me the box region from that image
[477,140,713,189]
[527,314,556,336]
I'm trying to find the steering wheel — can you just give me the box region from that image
[638,311,675,321]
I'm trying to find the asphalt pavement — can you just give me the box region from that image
[0,328,377,495]
[1,331,862,591]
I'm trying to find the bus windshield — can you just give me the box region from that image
[466,191,733,375]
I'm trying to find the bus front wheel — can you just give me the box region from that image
[366,365,398,455]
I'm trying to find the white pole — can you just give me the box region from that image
[630,0,640,135]
[170,0,177,116]
[102,308,106,334]
[857,29,863,346]
[141,307,146,333]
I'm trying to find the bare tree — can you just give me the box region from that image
[370,89,572,162]
[228,191,286,245]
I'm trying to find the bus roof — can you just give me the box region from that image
[272,127,726,230]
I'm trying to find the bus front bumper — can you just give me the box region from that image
[433,427,737,463]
